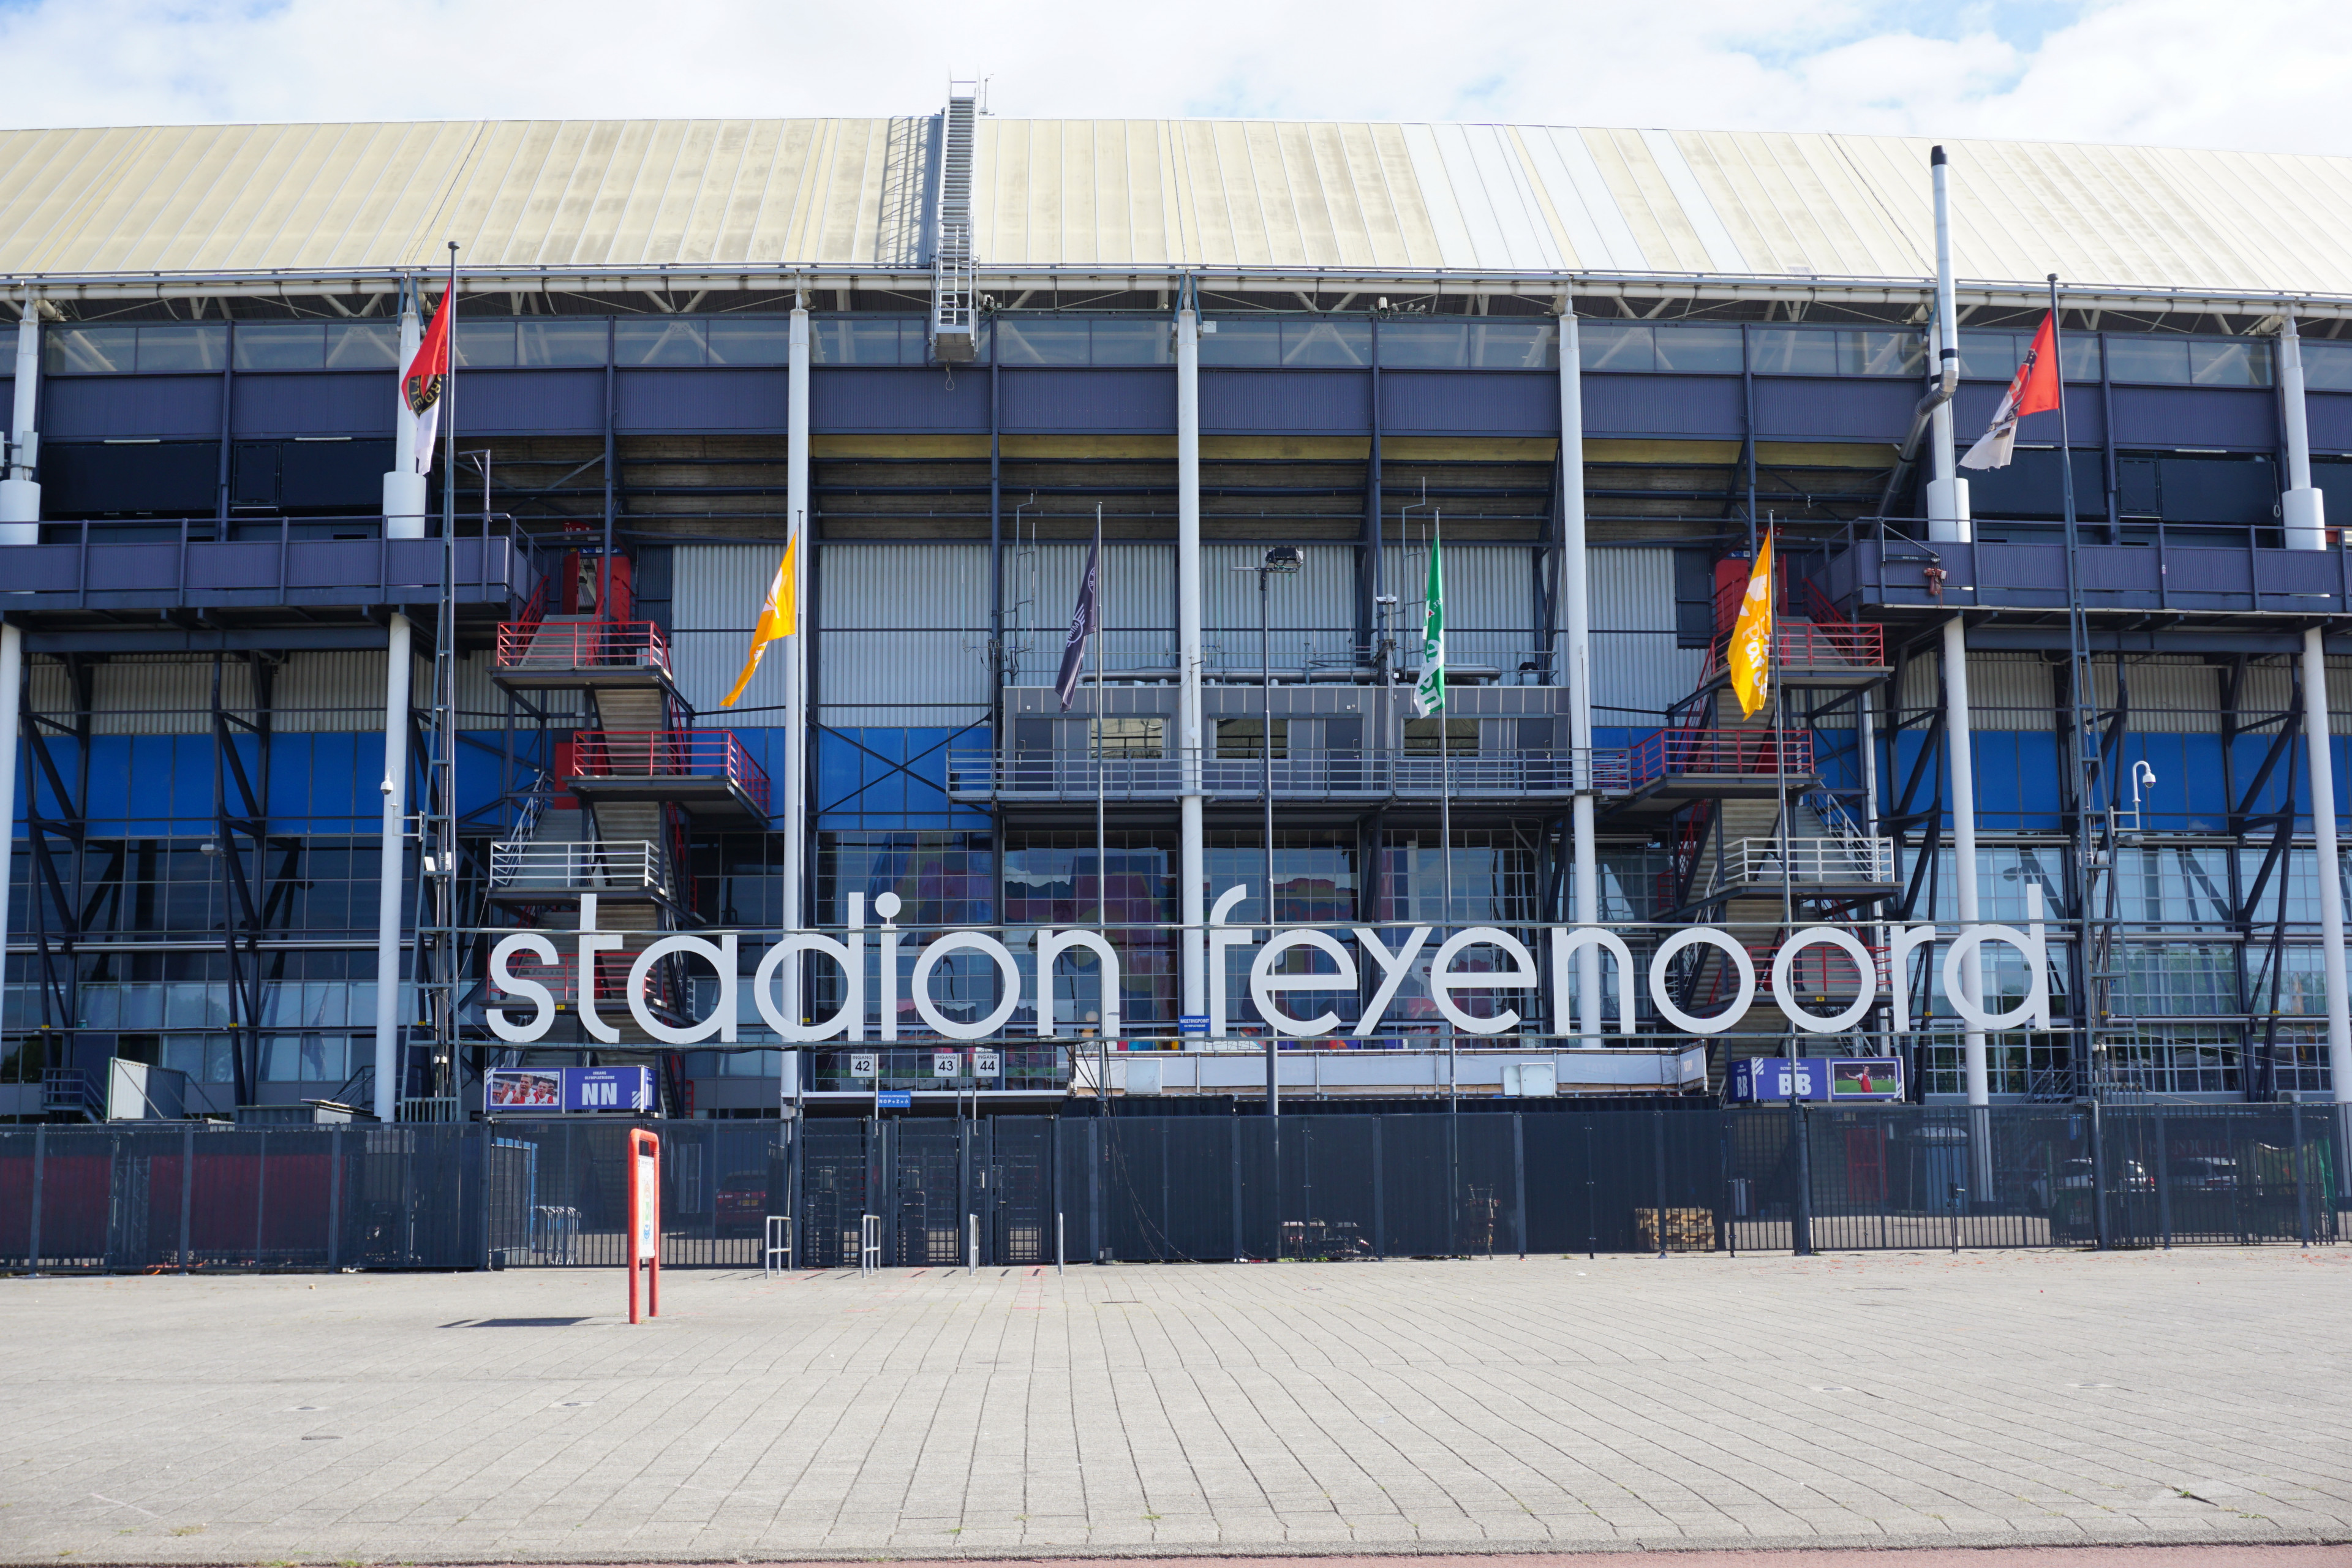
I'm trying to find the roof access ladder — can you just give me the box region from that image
[930,80,980,363]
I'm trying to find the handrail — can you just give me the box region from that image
[496,618,673,676]
[489,838,669,895]
[944,745,1630,800]
[567,728,771,811]
[1627,728,1813,786]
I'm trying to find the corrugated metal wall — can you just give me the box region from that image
[740,541,993,726]
[1007,542,1177,679]
[1384,542,1540,680]
[1207,543,1354,674]
[1589,548,1706,725]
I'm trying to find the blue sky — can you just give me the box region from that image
[1,0,2347,156]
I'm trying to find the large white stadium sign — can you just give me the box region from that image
[483,888,2050,1045]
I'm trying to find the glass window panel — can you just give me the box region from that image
[613,318,707,366]
[300,1035,345,1082]
[1216,718,1287,760]
[1090,320,1172,365]
[2190,337,2271,386]
[1199,319,1280,366]
[518,318,611,366]
[2302,341,2352,392]
[1465,320,1556,369]
[1649,323,1744,373]
[454,320,516,368]
[322,320,399,368]
[81,985,120,1029]
[1090,717,1163,756]
[117,981,163,1028]
[1746,326,1839,375]
[263,1036,302,1082]
[705,317,791,366]
[806,319,902,364]
[1378,320,1468,368]
[993,318,1090,364]
[2105,336,2192,385]
[234,322,326,370]
[2061,334,2101,381]
[1842,330,1926,377]
[1958,331,2021,380]
[1281,318,1370,366]
[1578,321,1654,372]
[204,1036,235,1084]
[45,325,138,373]
[161,1035,206,1079]
[136,323,229,372]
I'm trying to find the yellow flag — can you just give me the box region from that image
[1726,532,1774,718]
[720,537,796,708]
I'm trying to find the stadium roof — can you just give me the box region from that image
[6,117,2352,313]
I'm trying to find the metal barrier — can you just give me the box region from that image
[764,1215,793,1276]
[1,1106,2339,1273]
[496,619,673,676]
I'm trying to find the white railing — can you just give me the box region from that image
[946,747,1631,801]
[1717,835,1895,889]
[489,839,668,896]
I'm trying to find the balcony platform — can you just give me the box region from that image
[485,840,674,907]
[1692,624,1890,693]
[565,731,772,828]
[0,521,535,632]
[1607,729,1817,818]
[946,749,1630,805]
[492,617,678,698]
[1818,534,2352,625]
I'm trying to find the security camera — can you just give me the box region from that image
[379,778,395,796]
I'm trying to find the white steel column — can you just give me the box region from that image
[1923,148,1970,546]
[1557,306,1600,1047]
[2280,315,2352,1106]
[2,297,39,541]
[374,291,425,1123]
[785,297,810,940]
[1177,290,1206,1022]
[1,299,39,1014]
[1945,617,1988,1113]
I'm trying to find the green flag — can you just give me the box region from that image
[1413,526,1444,718]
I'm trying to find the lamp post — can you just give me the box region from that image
[1238,546,1303,1114]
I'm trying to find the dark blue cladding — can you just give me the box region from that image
[1000,368,1174,433]
[810,368,988,432]
[1200,371,1369,434]
[44,375,222,440]
[1754,377,1918,442]
[1579,374,1741,440]
[1379,372,1555,435]
[616,368,791,433]
[458,369,605,435]
[232,374,385,439]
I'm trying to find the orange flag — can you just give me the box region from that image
[721,538,796,707]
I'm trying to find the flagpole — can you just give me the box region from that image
[437,241,459,1102]
[1093,504,1106,935]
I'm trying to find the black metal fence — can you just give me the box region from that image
[1,1104,2342,1273]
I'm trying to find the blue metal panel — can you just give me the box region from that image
[1200,371,1369,434]
[616,368,788,433]
[1380,372,1555,435]
[1951,384,2106,448]
[43,375,222,440]
[810,367,987,432]
[2108,385,2272,450]
[1581,374,1741,439]
[1755,376,1921,443]
[815,726,990,829]
[461,369,605,435]
[2310,393,2352,452]
[232,373,386,438]
[1000,368,1174,433]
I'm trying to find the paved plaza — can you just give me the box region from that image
[1,1248,2347,1562]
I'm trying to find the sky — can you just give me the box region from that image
[0,0,2348,156]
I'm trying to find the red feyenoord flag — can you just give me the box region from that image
[403,292,451,474]
[1959,311,2060,470]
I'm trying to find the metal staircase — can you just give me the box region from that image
[930,80,979,363]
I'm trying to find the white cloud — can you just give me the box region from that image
[0,0,2348,157]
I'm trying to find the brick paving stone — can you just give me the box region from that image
[0,1248,2348,1561]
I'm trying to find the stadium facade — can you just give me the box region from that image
[5,96,2352,1126]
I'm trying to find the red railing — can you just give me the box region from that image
[568,729,771,812]
[496,619,674,677]
[1628,727,1814,787]
[1700,620,1883,680]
